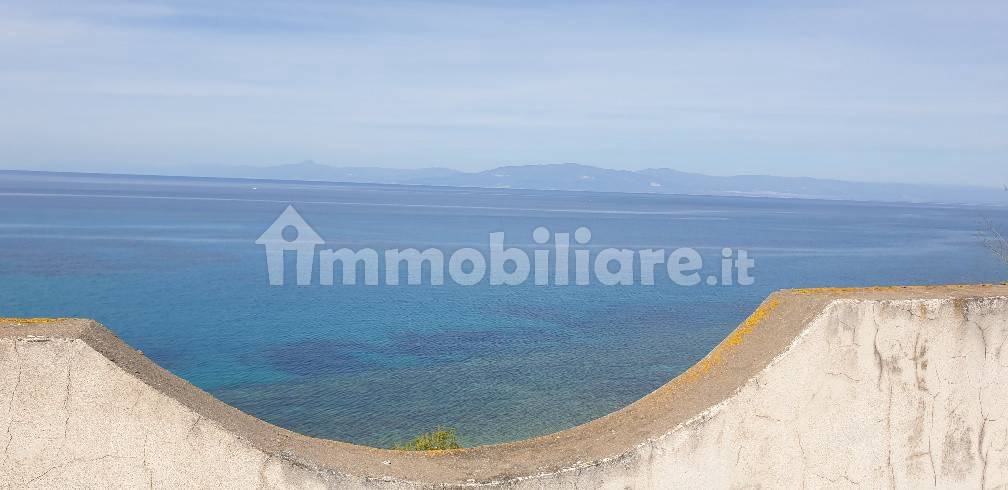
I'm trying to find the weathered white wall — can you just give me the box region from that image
[0,337,347,489]
[2,294,1007,488]
[517,297,1008,488]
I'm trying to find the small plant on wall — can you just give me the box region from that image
[391,426,462,451]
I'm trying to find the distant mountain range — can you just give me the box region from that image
[8,161,1008,205]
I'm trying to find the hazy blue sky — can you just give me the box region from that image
[1,0,1005,186]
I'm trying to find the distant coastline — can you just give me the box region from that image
[2,165,1006,207]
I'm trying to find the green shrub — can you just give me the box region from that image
[392,426,462,451]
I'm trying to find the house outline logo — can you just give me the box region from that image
[254,208,756,288]
[255,205,324,285]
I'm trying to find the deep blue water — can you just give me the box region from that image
[1,171,1006,447]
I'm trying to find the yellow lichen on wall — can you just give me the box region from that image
[786,284,992,296]
[728,297,780,347]
[0,317,66,324]
[674,297,781,382]
[788,287,865,295]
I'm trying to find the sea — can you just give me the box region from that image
[1,170,1006,447]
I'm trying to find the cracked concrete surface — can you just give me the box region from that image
[0,335,347,489]
[1,286,1007,488]
[621,296,1006,489]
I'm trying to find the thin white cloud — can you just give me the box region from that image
[0,0,1005,185]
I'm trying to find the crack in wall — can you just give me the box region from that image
[142,433,153,490]
[62,353,74,442]
[872,306,899,490]
[2,342,23,468]
[794,428,808,490]
[872,315,885,391]
[25,454,132,486]
[257,454,274,490]
[928,393,937,487]
[824,369,861,383]
[978,379,993,489]
[814,471,860,486]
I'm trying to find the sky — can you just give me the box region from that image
[1,0,1005,186]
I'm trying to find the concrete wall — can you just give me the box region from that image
[576,295,1008,488]
[2,285,1007,488]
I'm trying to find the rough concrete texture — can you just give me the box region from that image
[2,285,1008,488]
[0,336,334,488]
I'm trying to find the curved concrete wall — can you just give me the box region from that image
[2,285,1007,488]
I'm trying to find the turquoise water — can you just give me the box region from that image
[1,170,1006,447]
